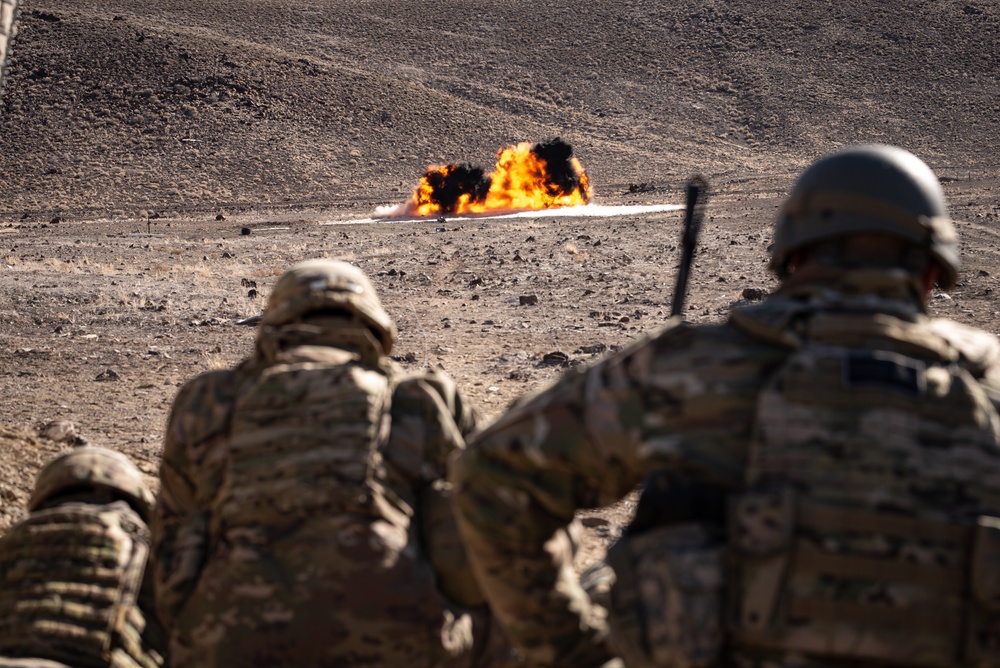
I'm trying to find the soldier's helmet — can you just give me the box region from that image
[28,447,155,520]
[261,259,397,355]
[769,144,959,289]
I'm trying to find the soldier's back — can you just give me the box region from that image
[0,500,163,668]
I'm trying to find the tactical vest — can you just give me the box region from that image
[0,501,160,668]
[211,347,394,536]
[729,308,1000,666]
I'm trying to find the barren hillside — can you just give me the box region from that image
[0,1,998,561]
[1,0,997,217]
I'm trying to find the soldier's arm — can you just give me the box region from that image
[928,318,1000,411]
[151,370,236,627]
[387,369,476,484]
[451,321,769,666]
[419,366,480,438]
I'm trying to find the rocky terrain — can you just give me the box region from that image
[0,0,998,564]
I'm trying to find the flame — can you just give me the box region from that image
[402,138,592,217]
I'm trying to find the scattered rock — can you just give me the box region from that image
[95,368,120,382]
[40,419,77,443]
[577,343,607,355]
[240,227,251,236]
[741,287,768,301]
[216,213,227,221]
[519,294,539,306]
[540,351,569,366]
[235,315,263,326]
[581,516,609,528]
[247,289,259,299]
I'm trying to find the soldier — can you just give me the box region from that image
[152,259,515,667]
[451,144,1000,667]
[0,446,166,668]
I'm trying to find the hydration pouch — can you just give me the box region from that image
[606,522,725,668]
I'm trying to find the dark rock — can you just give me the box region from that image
[540,351,569,366]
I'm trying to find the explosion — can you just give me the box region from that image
[398,138,592,218]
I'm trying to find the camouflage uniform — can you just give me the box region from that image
[0,447,166,668]
[153,259,513,667]
[451,145,1000,667]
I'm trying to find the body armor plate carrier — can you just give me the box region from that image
[731,309,1000,665]
[0,502,156,668]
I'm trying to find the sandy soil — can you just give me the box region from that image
[0,0,998,567]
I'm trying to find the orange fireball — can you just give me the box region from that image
[404,138,591,217]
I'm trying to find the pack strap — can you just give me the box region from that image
[798,503,970,544]
[796,543,964,594]
[788,597,961,636]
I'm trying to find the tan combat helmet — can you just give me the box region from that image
[769,144,959,290]
[28,447,155,521]
[261,259,397,355]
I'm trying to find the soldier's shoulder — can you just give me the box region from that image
[392,368,459,411]
[928,318,1000,377]
[393,367,478,432]
[172,368,240,408]
[642,314,777,360]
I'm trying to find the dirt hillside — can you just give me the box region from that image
[0,0,998,563]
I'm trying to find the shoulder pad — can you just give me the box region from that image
[728,299,809,349]
[927,319,1000,378]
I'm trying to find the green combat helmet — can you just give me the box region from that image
[28,447,155,521]
[261,259,397,355]
[769,144,959,290]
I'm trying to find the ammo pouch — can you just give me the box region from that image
[606,522,725,668]
[420,479,485,609]
[730,489,1000,666]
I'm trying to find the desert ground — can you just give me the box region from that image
[0,0,998,566]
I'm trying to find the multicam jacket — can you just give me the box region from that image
[451,269,1000,668]
[152,340,481,668]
